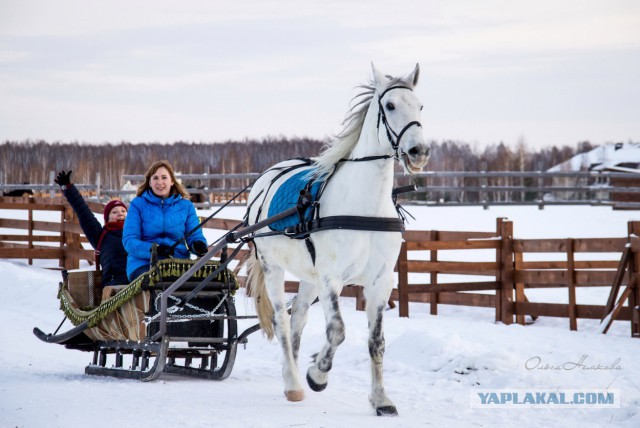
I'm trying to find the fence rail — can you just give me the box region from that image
[1,197,638,337]
[2,170,639,209]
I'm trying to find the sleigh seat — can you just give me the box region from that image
[58,259,239,344]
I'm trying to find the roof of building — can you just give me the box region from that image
[547,142,640,173]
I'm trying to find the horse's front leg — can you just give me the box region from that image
[290,280,318,363]
[364,273,398,416]
[262,261,305,401]
[306,278,345,392]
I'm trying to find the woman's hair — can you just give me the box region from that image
[136,160,190,199]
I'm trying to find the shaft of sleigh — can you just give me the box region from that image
[149,200,310,341]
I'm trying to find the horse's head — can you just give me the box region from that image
[373,63,430,174]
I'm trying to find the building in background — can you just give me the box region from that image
[546,143,640,206]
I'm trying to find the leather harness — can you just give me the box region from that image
[246,85,422,264]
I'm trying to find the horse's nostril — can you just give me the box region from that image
[408,146,429,157]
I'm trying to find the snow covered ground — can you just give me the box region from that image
[1,205,639,427]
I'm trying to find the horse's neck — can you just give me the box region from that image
[320,127,396,217]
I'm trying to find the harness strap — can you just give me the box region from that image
[281,215,404,266]
[249,156,411,265]
[305,238,316,265]
[283,215,404,238]
[338,155,392,163]
[396,121,422,147]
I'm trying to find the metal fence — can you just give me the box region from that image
[1,170,639,209]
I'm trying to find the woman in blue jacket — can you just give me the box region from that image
[123,160,208,281]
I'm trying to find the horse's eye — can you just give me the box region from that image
[420,105,424,111]
[386,102,395,111]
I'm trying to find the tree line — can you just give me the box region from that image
[1,138,598,191]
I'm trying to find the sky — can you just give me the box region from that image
[1,0,639,150]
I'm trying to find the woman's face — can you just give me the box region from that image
[150,166,174,198]
[108,206,127,222]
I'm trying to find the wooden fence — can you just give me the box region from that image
[1,196,638,336]
[0,195,96,269]
[396,218,640,336]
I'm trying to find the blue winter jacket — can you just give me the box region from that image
[123,190,206,280]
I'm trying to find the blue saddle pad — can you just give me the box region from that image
[268,170,323,232]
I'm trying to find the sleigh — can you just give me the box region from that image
[33,253,261,381]
[32,196,321,382]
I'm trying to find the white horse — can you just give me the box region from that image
[245,63,429,416]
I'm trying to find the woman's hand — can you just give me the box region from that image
[156,244,174,257]
[191,240,208,257]
[55,170,72,188]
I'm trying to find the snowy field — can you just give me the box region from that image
[1,205,639,428]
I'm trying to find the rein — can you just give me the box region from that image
[338,155,392,163]
[376,85,422,159]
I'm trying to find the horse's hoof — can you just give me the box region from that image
[306,372,327,392]
[376,405,398,416]
[285,390,305,402]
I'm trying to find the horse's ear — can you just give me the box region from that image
[403,63,420,86]
[371,63,389,87]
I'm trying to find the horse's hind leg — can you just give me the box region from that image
[262,262,305,401]
[364,277,397,416]
[306,279,345,392]
[290,280,317,363]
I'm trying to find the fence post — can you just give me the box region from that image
[480,162,488,210]
[430,230,439,315]
[96,172,101,201]
[537,161,545,210]
[567,238,577,331]
[62,205,80,270]
[628,221,640,337]
[397,242,409,317]
[49,170,55,199]
[27,198,34,265]
[58,202,65,268]
[355,286,366,311]
[515,250,525,326]
[499,219,514,324]
[495,218,503,322]
[205,165,211,208]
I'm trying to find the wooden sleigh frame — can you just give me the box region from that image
[35,256,259,381]
[33,203,309,381]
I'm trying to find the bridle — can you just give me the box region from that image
[376,85,422,159]
[339,85,423,164]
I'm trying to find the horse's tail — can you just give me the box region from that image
[245,246,275,340]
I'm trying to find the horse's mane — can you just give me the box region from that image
[312,75,414,178]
